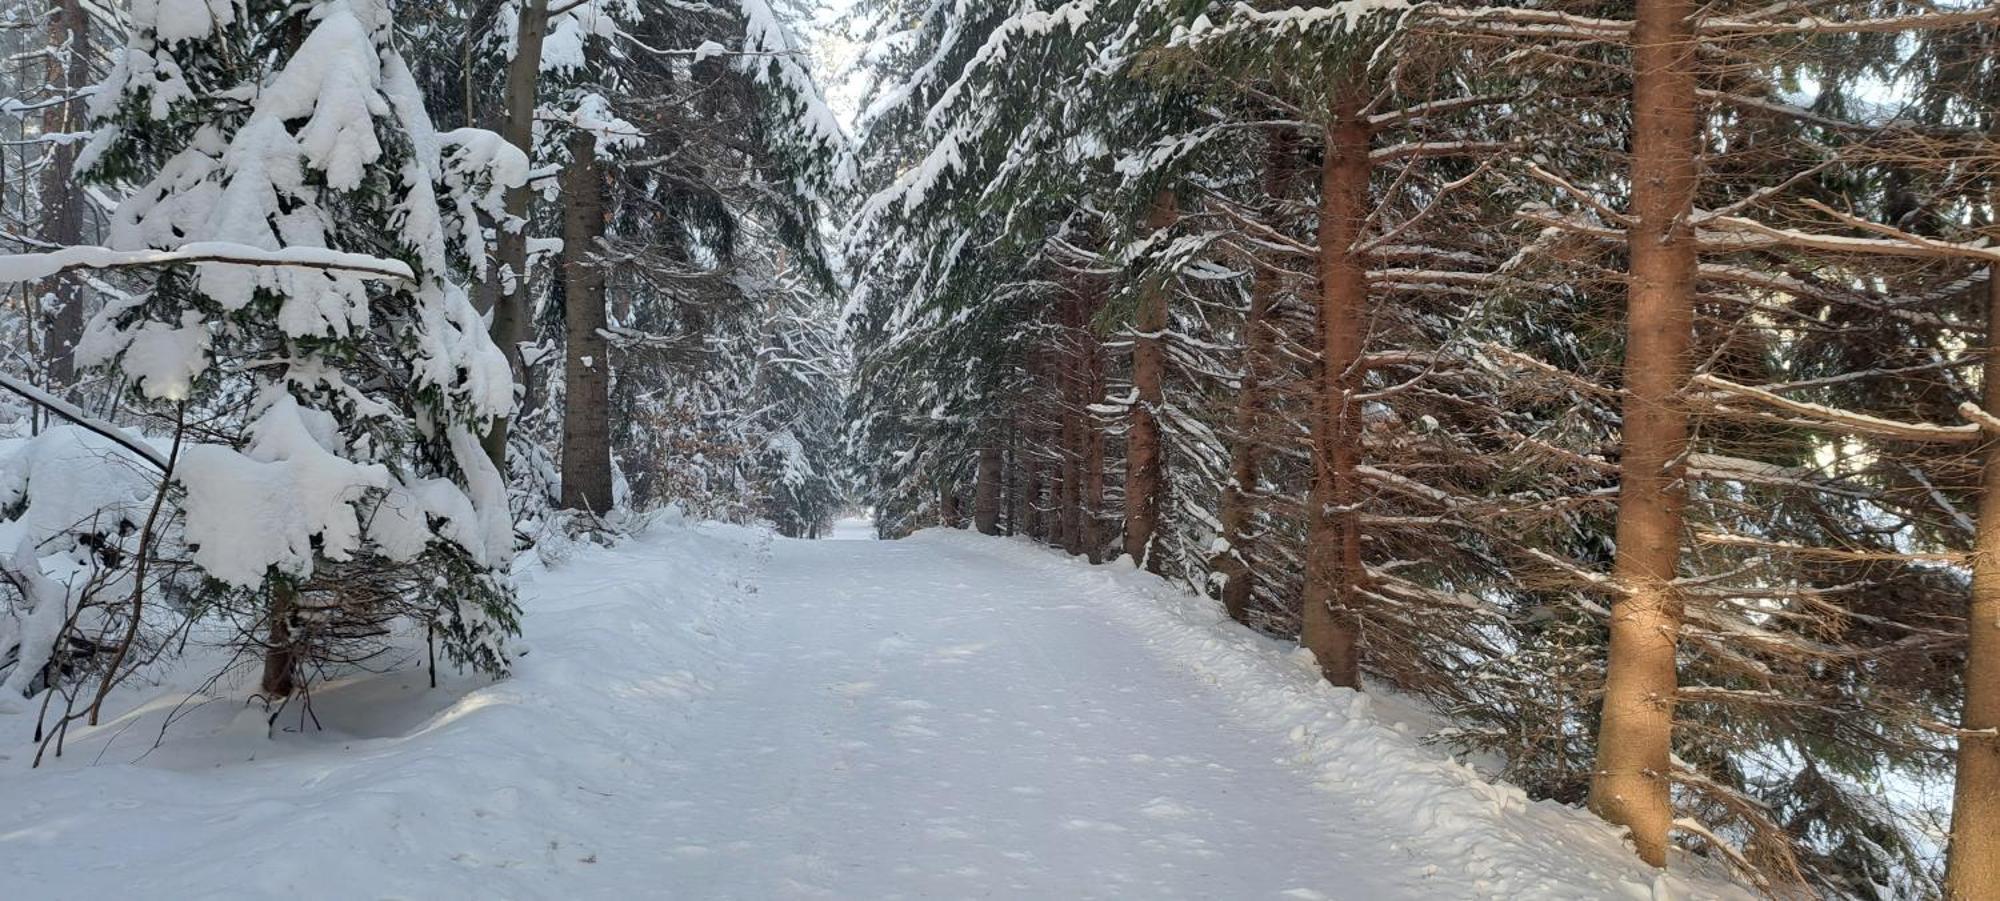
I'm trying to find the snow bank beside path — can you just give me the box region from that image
[0,515,770,900]
[908,529,1754,901]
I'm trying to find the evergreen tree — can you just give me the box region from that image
[75,0,524,696]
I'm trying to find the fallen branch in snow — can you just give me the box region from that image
[0,371,169,470]
[0,243,416,284]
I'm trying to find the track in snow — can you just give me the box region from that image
[642,530,1409,899]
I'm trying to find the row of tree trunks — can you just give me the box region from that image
[1586,0,1700,868]
[1123,190,1177,571]
[36,0,89,391]
[1299,87,1371,690]
[558,131,614,513]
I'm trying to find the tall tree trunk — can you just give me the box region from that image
[480,0,550,470]
[1215,128,1295,625]
[1587,0,1700,868]
[1301,90,1370,689]
[1022,437,1044,540]
[1061,302,1086,555]
[558,131,613,513]
[1003,419,1018,536]
[1947,259,2000,899]
[974,443,1003,534]
[37,0,88,391]
[1123,189,1177,570]
[1082,344,1108,565]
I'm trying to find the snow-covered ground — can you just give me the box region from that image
[826,515,876,540]
[1,522,1749,899]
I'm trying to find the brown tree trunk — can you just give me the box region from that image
[974,443,1003,534]
[1022,445,1043,540]
[38,0,87,390]
[1020,384,1044,540]
[941,485,963,528]
[1215,128,1295,625]
[1123,190,1177,570]
[558,131,613,513]
[480,0,550,470]
[1948,260,2000,899]
[1082,372,1107,564]
[260,582,301,699]
[1587,0,1700,868]
[1301,90,1371,689]
[1061,300,1087,556]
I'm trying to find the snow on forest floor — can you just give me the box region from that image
[2,518,1751,899]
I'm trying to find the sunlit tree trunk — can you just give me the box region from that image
[1301,88,1370,689]
[1587,0,1700,867]
[1948,255,2000,899]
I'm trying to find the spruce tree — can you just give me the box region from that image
[76,0,523,696]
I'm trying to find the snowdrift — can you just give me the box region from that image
[0,515,770,899]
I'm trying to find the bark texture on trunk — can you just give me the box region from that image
[1059,390,1080,553]
[260,582,301,700]
[558,131,613,513]
[1586,0,1700,868]
[481,0,550,470]
[941,485,963,528]
[1082,335,1108,565]
[1948,261,2000,900]
[974,444,1003,535]
[1061,291,1087,556]
[38,0,88,390]
[1215,129,1294,625]
[1021,392,1044,540]
[1123,190,1177,571]
[1301,91,1370,689]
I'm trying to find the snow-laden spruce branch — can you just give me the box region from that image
[0,371,169,470]
[0,243,417,284]
[1416,2,1999,41]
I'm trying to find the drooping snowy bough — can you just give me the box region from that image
[0,0,530,723]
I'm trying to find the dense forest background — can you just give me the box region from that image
[5,0,2000,896]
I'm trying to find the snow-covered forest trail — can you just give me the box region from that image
[2,521,1744,899]
[653,531,1402,898]
[624,527,1739,900]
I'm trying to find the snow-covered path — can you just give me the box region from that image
[2,521,1745,899]
[642,533,1410,899]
